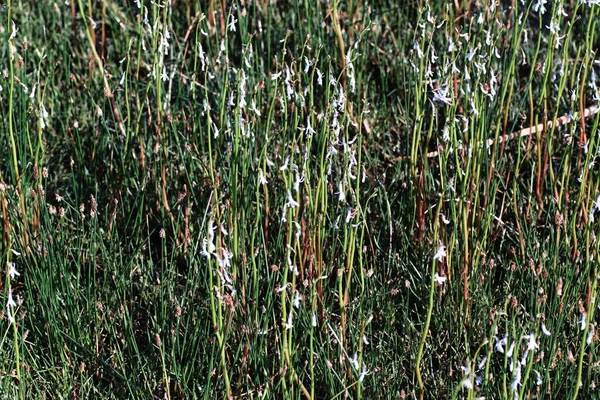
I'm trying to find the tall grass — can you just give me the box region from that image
[1,0,600,399]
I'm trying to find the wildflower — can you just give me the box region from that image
[305,117,316,137]
[477,357,487,370]
[541,322,551,336]
[587,324,594,344]
[460,364,474,390]
[276,283,289,293]
[433,242,446,262]
[311,313,317,327]
[337,181,345,202]
[6,289,17,323]
[433,273,447,285]
[287,191,299,208]
[578,313,587,331]
[345,207,354,224]
[271,71,282,80]
[525,332,538,351]
[495,334,507,353]
[228,15,237,32]
[258,169,268,185]
[8,263,20,280]
[349,353,359,370]
[440,213,450,224]
[9,21,18,40]
[250,99,261,117]
[432,84,453,105]
[293,173,304,192]
[358,365,369,382]
[506,341,515,358]
[316,68,323,85]
[533,0,547,14]
[536,370,542,386]
[510,363,522,392]
[279,155,290,171]
[293,291,302,308]
[285,311,293,329]
[304,57,313,73]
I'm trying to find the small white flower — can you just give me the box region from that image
[287,191,299,208]
[258,169,268,185]
[532,0,547,14]
[440,213,450,224]
[510,363,522,392]
[293,291,302,309]
[525,332,538,351]
[337,181,345,202]
[495,334,507,353]
[536,370,542,386]
[433,273,447,285]
[477,357,487,370]
[578,312,587,331]
[433,242,446,262]
[6,289,16,308]
[506,341,515,358]
[358,365,370,383]
[541,322,551,336]
[228,15,237,32]
[349,353,359,370]
[462,376,473,390]
[285,311,293,329]
[271,71,282,80]
[587,324,594,344]
[362,334,370,345]
[311,313,317,327]
[279,155,290,171]
[8,263,20,279]
[316,68,323,86]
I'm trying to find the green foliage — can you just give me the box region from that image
[1,0,600,399]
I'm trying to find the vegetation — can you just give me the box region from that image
[1,0,600,398]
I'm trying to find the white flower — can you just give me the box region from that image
[6,289,16,308]
[228,15,237,32]
[495,334,507,353]
[316,68,323,86]
[432,84,453,105]
[587,324,595,344]
[8,263,20,279]
[433,273,447,285]
[525,332,538,351]
[541,322,551,336]
[533,0,547,14]
[358,365,370,382]
[285,311,293,329]
[440,213,450,224]
[349,353,359,370]
[433,242,446,262]
[293,291,302,309]
[287,191,299,208]
[510,363,522,392]
[506,341,515,358]
[477,357,487,370]
[337,181,345,202]
[578,312,587,331]
[258,169,268,185]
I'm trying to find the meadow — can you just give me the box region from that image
[1,0,600,398]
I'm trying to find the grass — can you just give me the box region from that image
[1,0,600,398]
